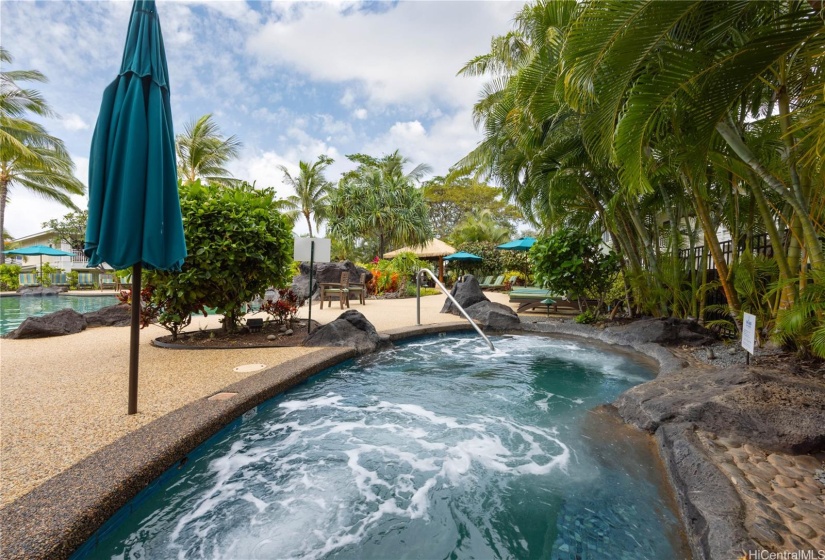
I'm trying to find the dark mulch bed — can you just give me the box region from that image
[153,320,321,349]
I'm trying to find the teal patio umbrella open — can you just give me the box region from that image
[5,245,74,279]
[85,0,187,414]
[443,250,483,278]
[497,236,536,279]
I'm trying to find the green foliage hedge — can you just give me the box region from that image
[146,180,293,336]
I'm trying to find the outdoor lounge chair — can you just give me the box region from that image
[508,288,579,314]
[99,274,117,290]
[480,275,504,289]
[320,271,350,309]
[347,273,367,305]
[49,273,69,288]
[77,273,96,290]
[18,273,40,288]
[478,275,494,287]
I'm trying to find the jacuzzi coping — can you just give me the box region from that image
[0,321,678,560]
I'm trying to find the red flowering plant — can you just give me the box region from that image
[117,281,207,341]
[261,288,301,326]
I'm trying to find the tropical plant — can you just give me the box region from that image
[530,230,620,311]
[459,0,825,352]
[0,47,85,260]
[38,262,59,286]
[422,170,521,239]
[260,289,301,326]
[449,210,512,245]
[147,180,293,334]
[42,210,86,251]
[454,241,529,278]
[278,155,334,237]
[175,114,242,187]
[328,151,432,257]
[0,263,21,290]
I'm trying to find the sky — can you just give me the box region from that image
[2,0,523,239]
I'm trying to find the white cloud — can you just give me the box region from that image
[364,108,480,176]
[247,2,520,109]
[60,113,90,132]
[353,108,368,120]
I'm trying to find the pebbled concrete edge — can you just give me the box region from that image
[656,424,758,560]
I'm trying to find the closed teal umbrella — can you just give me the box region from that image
[85,0,186,414]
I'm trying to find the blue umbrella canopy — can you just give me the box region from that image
[84,0,185,415]
[6,245,75,274]
[497,236,536,251]
[84,0,186,271]
[5,245,74,257]
[443,251,483,262]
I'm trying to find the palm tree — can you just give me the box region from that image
[328,152,432,257]
[0,47,85,260]
[278,155,334,237]
[449,210,512,245]
[175,114,242,187]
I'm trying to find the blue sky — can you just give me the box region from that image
[3,0,522,238]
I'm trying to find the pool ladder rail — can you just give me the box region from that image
[415,268,495,351]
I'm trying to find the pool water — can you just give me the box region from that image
[0,295,118,335]
[78,334,689,559]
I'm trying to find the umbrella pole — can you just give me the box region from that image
[128,262,142,415]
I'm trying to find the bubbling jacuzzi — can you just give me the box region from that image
[76,333,689,559]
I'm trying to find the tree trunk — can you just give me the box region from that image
[305,211,313,238]
[0,179,7,262]
[716,120,824,269]
[746,170,795,305]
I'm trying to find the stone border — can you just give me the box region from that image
[1,320,705,560]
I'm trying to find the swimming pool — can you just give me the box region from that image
[0,295,118,335]
[75,334,689,559]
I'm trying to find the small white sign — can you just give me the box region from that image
[241,407,258,423]
[293,237,331,263]
[741,312,756,355]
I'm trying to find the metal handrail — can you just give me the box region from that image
[416,268,495,351]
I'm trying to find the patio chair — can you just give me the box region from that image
[347,273,367,305]
[481,275,504,289]
[117,274,132,291]
[99,274,117,290]
[49,273,69,288]
[320,272,350,309]
[18,273,40,288]
[77,273,96,290]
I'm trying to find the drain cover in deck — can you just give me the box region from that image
[233,363,267,373]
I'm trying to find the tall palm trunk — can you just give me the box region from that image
[686,174,741,327]
[716,120,824,269]
[746,170,795,306]
[304,211,313,238]
[0,179,7,261]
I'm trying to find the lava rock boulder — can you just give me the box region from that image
[3,308,87,339]
[291,260,372,301]
[465,301,520,330]
[83,304,132,328]
[303,309,391,355]
[604,317,716,347]
[440,275,488,314]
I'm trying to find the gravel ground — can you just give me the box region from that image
[0,292,517,507]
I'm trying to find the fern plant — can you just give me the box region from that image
[773,270,825,358]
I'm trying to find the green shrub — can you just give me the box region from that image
[530,230,620,310]
[0,264,21,290]
[455,241,528,277]
[39,263,60,286]
[575,308,600,324]
[68,271,79,290]
[147,180,294,335]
